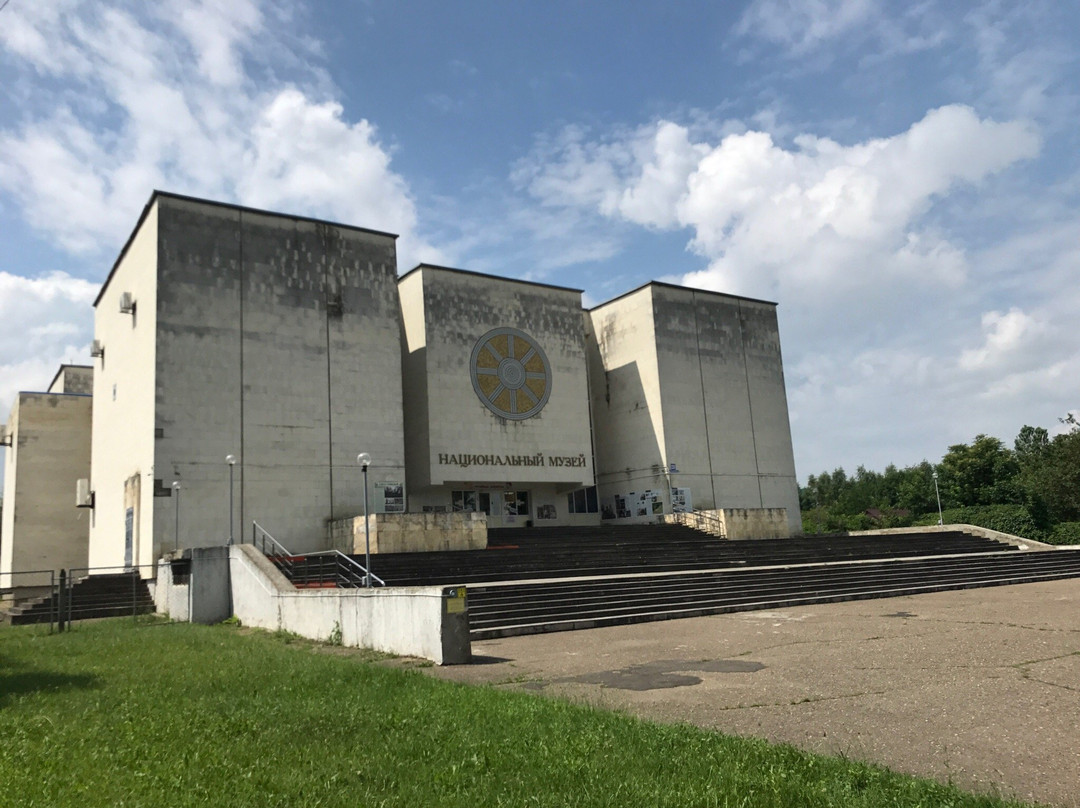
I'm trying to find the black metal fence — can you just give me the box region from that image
[1,565,157,631]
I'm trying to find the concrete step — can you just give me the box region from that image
[467,551,1080,638]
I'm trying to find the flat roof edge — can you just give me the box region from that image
[46,363,93,393]
[588,280,778,312]
[95,190,401,307]
[399,263,585,294]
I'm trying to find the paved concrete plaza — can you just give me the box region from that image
[426,579,1080,807]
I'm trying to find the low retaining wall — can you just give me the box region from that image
[664,508,790,539]
[328,512,487,554]
[846,523,1058,551]
[229,544,470,664]
[718,508,790,539]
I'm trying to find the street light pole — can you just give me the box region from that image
[357,452,372,587]
[226,454,237,545]
[172,480,181,551]
[932,470,943,526]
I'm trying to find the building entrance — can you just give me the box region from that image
[452,489,531,526]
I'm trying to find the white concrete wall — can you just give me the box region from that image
[229,544,466,664]
[1,392,93,584]
[400,267,593,524]
[586,287,669,513]
[89,202,160,570]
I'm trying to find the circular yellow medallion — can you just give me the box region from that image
[470,327,551,420]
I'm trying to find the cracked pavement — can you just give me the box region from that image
[419,578,1080,807]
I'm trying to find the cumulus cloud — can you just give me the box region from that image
[0,272,97,409]
[516,105,1039,301]
[0,0,434,264]
[513,104,1072,473]
[958,308,1047,371]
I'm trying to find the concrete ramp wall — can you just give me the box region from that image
[229,544,470,664]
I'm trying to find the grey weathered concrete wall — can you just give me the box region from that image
[189,546,232,623]
[588,283,801,534]
[400,267,593,525]
[654,286,800,534]
[154,197,405,554]
[91,194,406,566]
[1,392,92,584]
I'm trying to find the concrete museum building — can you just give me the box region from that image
[4,191,800,575]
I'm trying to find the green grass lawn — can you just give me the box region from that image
[0,619,1034,808]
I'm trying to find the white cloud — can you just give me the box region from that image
[734,0,949,62]
[958,308,1046,371]
[0,0,434,264]
[0,271,97,410]
[518,106,1038,301]
[736,0,878,54]
[514,104,1069,474]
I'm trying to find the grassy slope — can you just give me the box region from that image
[0,620,1033,808]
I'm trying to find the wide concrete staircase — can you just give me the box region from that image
[355,526,1011,585]
[273,525,1080,640]
[4,572,154,626]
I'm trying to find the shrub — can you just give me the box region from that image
[1047,522,1080,545]
[914,504,1046,541]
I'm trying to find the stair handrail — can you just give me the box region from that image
[251,520,292,556]
[249,521,384,587]
[322,550,386,588]
[674,509,727,538]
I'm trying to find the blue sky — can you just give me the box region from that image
[2,0,1078,484]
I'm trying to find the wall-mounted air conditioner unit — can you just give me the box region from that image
[76,478,95,509]
[0,426,10,447]
[119,292,136,314]
[90,340,104,358]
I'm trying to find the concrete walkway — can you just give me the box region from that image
[423,578,1080,807]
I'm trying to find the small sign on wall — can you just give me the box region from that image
[671,487,692,513]
[374,481,405,514]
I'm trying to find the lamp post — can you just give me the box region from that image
[226,454,237,545]
[172,480,181,551]
[932,470,943,526]
[356,452,372,587]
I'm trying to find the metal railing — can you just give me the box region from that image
[673,509,727,538]
[63,565,157,628]
[249,520,384,588]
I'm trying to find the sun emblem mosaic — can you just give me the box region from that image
[469,327,551,420]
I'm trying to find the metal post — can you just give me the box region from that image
[57,569,67,633]
[50,570,57,635]
[227,455,237,545]
[932,471,943,526]
[357,452,372,587]
[173,481,181,550]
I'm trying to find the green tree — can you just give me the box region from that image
[1024,422,1080,522]
[938,435,1021,508]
